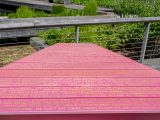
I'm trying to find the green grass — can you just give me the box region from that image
[0,45,35,67]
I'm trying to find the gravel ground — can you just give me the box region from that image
[144,58,160,70]
[0,45,36,67]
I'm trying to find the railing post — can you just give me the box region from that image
[140,22,150,63]
[75,26,80,43]
[64,0,70,4]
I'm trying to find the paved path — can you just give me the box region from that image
[144,58,160,70]
[0,43,160,119]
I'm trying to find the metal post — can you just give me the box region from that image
[75,26,80,43]
[64,0,70,4]
[140,22,150,63]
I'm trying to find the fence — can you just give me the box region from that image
[0,16,160,69]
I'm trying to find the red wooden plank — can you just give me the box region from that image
[0,69,160,77]
[3,62,150,70]
[1,98,160,113]
[0,77,160,87]
[0,87,160,98]
[13,56,135,63]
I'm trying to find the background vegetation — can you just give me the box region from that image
[71,0,160,17]
[7,2,97,18]
[2,0,160,58]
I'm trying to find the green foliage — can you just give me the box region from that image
[71,0,160,17]
[8,5,82,18]
[6,0,160,53]
[7,0,160,18]
[39,28,75,45]
[83,0,98,16]
[8,6,48,18]
[15,6,35,18]
[113,0,160,17]
[40,24,144,49]
[51,5,82,16]
[61,9,82,16]
[0,13,7,16]
[52,0,64,4]
[51,5,65,15]
[34,10,48,17]
[71,0,116,7]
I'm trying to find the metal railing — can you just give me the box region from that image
[0,16,160,68]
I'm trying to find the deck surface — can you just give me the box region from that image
[0,43,160,115]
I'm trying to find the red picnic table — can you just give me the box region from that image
[0,43,160,120]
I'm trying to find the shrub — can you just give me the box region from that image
[8,6,48,18]
[39,28,75,45]
[83,0,98,16]
[34,10,48,17]
[51,4,83,16]
[51,5,66,15]
[71,0,160,17]
[39,25,127,49]
[15,6,35,18]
